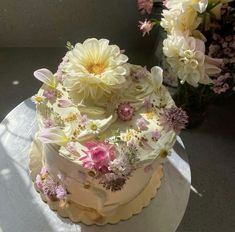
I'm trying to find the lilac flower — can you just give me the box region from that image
[42,177,57,199]
[43,90,55,100]
[55,185,67,199]
[143,97,152,110]
[160,106,188,133]
[137,0,153,15]
[136,117,148,130]
[78,114,88,127]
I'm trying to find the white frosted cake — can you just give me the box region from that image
[30,38,187,222]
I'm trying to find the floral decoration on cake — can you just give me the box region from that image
[32,38,187,192]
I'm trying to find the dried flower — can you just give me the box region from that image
[80,141,116,172]
[160,106,188,133]
[138,0,153,15]
[117,102,134,121]
[55,185,67,199]
[99,173,127,192]
[151,130,161,141]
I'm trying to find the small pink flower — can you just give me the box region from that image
[138,0,153,15]
[138,19,153,36]
[58,99,72,108]
[136,117,148,130]
[143,97,152,110]
[40,166,48,176]
[35,175,43,189]
[117,102,134,121]
[43,118,54,128]
[144,164,153,173]
[151,130,161,141]
[43,90,55,99]
[80,142,116,172]
[66,142,77,154]
[78,114,88,127]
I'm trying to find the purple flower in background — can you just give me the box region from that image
[58,99,72,108]
[78,114,88,127]
[138,0,153,15]
[35,175,43,189]
[42,177,57,199]
[160,106,188,133]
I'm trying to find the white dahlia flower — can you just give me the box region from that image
[62,38,128,101]
[163,34,222,87]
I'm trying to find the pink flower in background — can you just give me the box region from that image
[78,114,88,127]
[138,19,154,36]
[35,175,43,189]
[117,102,134,121]
[138,0,153,15]
[160,106,188,133]
[136,117,148,130]
[43,90,55,99]
[80,142,116,172]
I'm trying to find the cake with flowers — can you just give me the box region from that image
[29,38,187,224]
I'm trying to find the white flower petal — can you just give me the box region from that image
[34,68,57,88]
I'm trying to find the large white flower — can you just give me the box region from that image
[62,38,128,101]
[165,0,208,13]
[161,6,201,34]
[163,33,222,87]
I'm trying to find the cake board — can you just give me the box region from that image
[0,99,191,232]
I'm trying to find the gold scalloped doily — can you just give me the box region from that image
[29,139,163,225]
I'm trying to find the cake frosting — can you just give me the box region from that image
[31,38,187,218]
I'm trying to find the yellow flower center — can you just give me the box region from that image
[86,62,106,75]
[35,96,44,103]
[64,113,77,123]
[90,122,98,131]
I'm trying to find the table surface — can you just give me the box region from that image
[0,99,191,232]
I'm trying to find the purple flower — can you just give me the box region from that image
[55,185,67,199]
[78,114,88,127]
[143,97,152,110]
[138,19,154,36]
[117,102,134,121]
[35,175,43,189]
[43,118,54,128]
[151,130,161,141]
[160,106,188,133]
[136,117,148,130]
[66,142,77,154]
[43,90,55,99]
[42,177,57,199]
[58,99,72,108]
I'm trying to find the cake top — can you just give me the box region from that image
[32,38,187,191]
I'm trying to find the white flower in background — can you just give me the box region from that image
[164,0,208,13]
[161,7,201,34]
[62,38,128,101]
[163,33,222,87]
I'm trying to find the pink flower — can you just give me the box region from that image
[151,130,161,141]
[43,90,55,99]
[138,19,153,36]
[144,164,153,173]
[80,142,116,172]
[66,142,77,154]
[35,175,43,189]
[117,102,135,121]
[136,117,148,130]
[78,114,88,127]
[160,106,188,133]
[138,0,153,15]
[43,118,54,128]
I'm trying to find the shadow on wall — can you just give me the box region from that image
[0,0,157,51]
